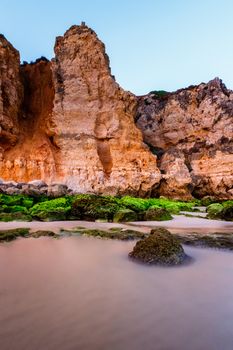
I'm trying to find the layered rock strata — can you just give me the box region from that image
[0,25,160,195]
[136,78,233,199]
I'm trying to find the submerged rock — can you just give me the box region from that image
[63,227,146,240]
[0,228,30,242]
[174,232,233,250]
[129,228,187,265]
[31,230,56,238]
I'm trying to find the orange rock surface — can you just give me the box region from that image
[0,25,160,195]
[136,78,233,199]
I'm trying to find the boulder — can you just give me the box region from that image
[113,209,138,222]
[144,206,172,221]
[220,205,233,221]
[207,203,224,219]
[129,227,187,265]
[28,180,47,188]
[47,184,68,197]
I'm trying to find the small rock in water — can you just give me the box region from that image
[129,227,187,266]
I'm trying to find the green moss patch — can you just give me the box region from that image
[144,206,172,221]
[30,197,71,221]
[0,228,30,242]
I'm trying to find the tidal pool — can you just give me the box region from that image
[0,235,233,350]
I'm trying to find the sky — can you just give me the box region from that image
[0,0,233,95]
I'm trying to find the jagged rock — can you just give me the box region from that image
[5,187,21,195]
[136,78,233,199]
[47,184,68,197]
[28,180,47,188]
[0,24,160,196]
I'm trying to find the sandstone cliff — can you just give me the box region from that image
[136,78,233,199]
[0,25,232,199]
[0,25,160,195]
[0,35,22,154]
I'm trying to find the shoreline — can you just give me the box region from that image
[0,215,232,235]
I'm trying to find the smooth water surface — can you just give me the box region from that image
[0,236,233,350]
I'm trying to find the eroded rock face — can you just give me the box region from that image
[49,25,160,195]
[0,35,22,155]
[136,78,233,199]
[0,25,160,195]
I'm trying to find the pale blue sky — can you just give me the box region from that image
[0,0,232,94]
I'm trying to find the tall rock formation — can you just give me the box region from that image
[0,25,160,195]
[136,78,233,199]
[0,35,22,157]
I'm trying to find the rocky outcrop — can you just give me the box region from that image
[129,227,187,265]
[1,25,232,200]
[0,24,160,196]
[136,78,233,199]
[49,25,160,195]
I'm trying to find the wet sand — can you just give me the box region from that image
[0,215,232,234]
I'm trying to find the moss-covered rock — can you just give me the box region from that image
[30,197,71,221]
[113,209,138,222]
[64,227,146,240]
[0,212,32,221]
[174,232,233,250]
[207,203,224,219]
[200,196,218,207]
[0,228,30,242]
[31,230,56,238]
[71,194,122,221]
[129,227,187,265]
[0,194,34,208]
[118,196,149,212]
[220,205,233,221]
[3,205,29,214]
[144,206,172,221]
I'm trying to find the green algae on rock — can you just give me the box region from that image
[207,203,224,219]
[129,228,187,265]
[29,197,71,221]
[174,232,233,250]
[61,227,146,240]
[31,230,57,238]
[143,206,172,221]
[0,228,30,242]
[113,209,138,222]
[207,201,233,221]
